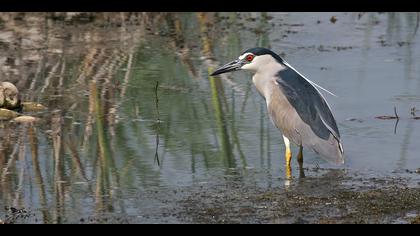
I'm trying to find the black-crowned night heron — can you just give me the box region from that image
[0,82,20,110]
[210,47,344,178]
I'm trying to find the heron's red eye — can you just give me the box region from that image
[246,54,254,62]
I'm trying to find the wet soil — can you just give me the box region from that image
[166,169,420,224]
[1,168,419,224]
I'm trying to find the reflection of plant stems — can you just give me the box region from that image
[14,127,26,207]
[197,13,212,56]
[408,12,420,42]
[199,12,235,168]
[1,137,19,184]
[119,52,134,101]
[154,81,161,166]
[27,125,50,223]
[41,61,61,93]
[209,73,234,167]
[155,81,160,123]
[51,109,65,224]
[82,78,96,150]
[230,89,247,168]
[266,113,271,168]
[394,120,400,135]
[240,82,252,114]
[259,103,265,166]
[90,80,113,213]
[257,12,270,48]
[394,106,399,134]
[66,137,89,182]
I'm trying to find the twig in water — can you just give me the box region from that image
[155,81,160,123]
[375,106,400,134]
[410,106,420,119]
[393,106,399,134]
[411,107,416,117]
[154,81,160,166]
[375,106,400,120]
[393,118,399,134]
[394,106,399,119]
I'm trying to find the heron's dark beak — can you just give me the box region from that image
[210,59,242,76]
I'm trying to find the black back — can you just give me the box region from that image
[276,67,340,141]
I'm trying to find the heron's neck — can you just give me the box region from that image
[252,62,286,102]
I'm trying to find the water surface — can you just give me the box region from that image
[0,12,419,223]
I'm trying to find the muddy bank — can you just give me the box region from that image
[165,169,420,224]
[1,168,419,224]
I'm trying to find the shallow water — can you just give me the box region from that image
[0,12,419,223]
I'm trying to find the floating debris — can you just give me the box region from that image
[332,46,353,51]
[317,45,330,52]
[346,118,363,123]
[375,107,399,120]
[0,108,19,120]
[375,115,399,120]
[12,115,39,124]
[3,207,31,224]
[375,107,400,134]
[397,41,410,47]
[0,101,45,122]
[410,107,420,119]
[411,107,417,116]
[21,102,47,112]
[330,16,337,24]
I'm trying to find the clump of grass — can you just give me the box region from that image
[1,207,31,224]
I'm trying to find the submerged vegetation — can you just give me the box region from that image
[0,12,275,223]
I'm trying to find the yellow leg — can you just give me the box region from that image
[283,135,292,179]
[297,145,305,178]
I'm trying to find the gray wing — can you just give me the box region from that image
[276,66,344,164]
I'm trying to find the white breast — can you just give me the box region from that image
[251,62,286,107]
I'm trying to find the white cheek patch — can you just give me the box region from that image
[241,63,252,70]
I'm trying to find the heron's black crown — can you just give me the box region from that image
[242,47,284,64]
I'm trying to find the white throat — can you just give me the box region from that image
[248,57,285,105]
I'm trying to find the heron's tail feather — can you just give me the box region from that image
[307,135,344,165]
